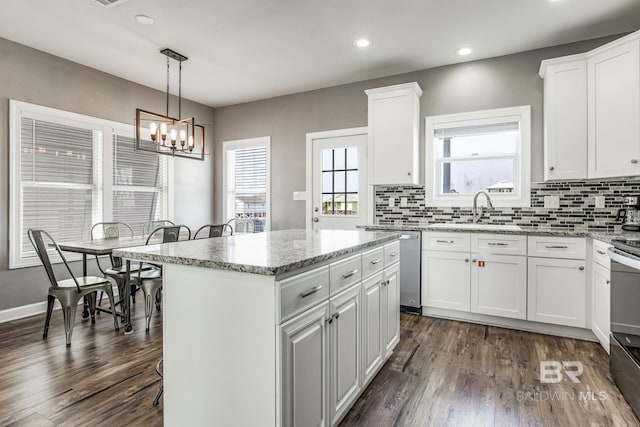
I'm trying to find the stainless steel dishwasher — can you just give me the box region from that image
[399,231,422,314]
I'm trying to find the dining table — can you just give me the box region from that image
[57,235,155,334]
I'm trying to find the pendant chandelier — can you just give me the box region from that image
[135,48,205,160]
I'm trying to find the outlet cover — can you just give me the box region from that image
[400,197,408,207]
[544,195,560,209]
[594,196,605,209]
[293,191,306,201]
[388,197,395,208]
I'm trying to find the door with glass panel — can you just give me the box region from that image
[311,130,368,230]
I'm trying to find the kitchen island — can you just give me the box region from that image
[114,229,400,427]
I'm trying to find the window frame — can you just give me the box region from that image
[9,100,173,269]
[222,136,271,232]
[424,105,531,208]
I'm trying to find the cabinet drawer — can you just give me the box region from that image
[527,236,586,259]
[423,232,470,252]
[472,234,526,256]
[383,242,400,266]
[280,266,330,321]
[362,247,384,278]
[593,239,612,269]
[330,254,362,294]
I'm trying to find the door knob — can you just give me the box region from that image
[312,217,319,223]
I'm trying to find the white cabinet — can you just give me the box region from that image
[362,272,383,384]
[528,257,587,328]
[422,250,471,312]
[382,263,400,357]
[471,254,527,320]
[592,239,612,352]
[588,36,640,178]
[539,57,588,180]
[329,284,362,423]
[281,301,330,427]
[365,82,422,185]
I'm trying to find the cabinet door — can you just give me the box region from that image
[362,273,383,385]
[329,284,361,425]
[592,263,611,352]
[366,83,422,185]
[543,60,588,180]
[471,254,527,320]
[588,38,640,178]
[383,263,400,357]
[281,302,329,427]
[527,257,587,328]
[422,250,471,312]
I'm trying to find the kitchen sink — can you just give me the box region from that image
[427,223,522,231]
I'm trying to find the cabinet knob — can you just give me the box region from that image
[472,259,477,263]
[407,172,412,176]
[606,280,611,284]
[578,266,585,271]
[632,159,639,164]
[549,166,555,171]
[464,258,470,263]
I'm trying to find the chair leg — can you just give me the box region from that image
[59,295,80,346]
[144,288,155,332]
[153,358,163,406]
[86,293,97,324]
[103,287,120,333]
[43,295,55,339]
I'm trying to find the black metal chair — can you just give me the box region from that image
[193,223,233,239]
[153,358,163,406]
[226,218,255,234]
[28,229,120,346]
[135,225,191,332]
[142,220,176,236]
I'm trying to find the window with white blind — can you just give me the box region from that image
[425,106,531,207]
[223,137,271,232]
[9,100,172,268]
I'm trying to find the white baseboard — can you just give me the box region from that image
[0,290,121,324]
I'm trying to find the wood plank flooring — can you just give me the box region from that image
[0,307,638,426]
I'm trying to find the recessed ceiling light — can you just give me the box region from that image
[135,14,154,25]
[354,38,372,48]
[457,47,472,56]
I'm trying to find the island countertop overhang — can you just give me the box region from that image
[113,228,400,276]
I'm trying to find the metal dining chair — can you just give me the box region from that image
[193,223,234,239]
[134,225,191,332]
[28,229,120,346]
[226,218,255,234]
[142,220,176,236]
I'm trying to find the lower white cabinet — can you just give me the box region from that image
[281,301,330,427]
[422,251,471,311]
[383,263,400,357]
[362,272,383,384]
[592,260,611,352]
[329,283,362,423]
[471,254,527,320]
[527,257,587,328]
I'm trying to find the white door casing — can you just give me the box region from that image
[306,128,369,230]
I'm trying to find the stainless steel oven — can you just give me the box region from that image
[608,241,640,419]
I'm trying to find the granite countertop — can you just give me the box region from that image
[360,223,640,244]
[113,229,400,276]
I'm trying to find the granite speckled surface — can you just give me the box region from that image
[113,229,399,276]
[360,223,640,243]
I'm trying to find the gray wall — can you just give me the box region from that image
[0,37,215,310]
[212,35,621,231]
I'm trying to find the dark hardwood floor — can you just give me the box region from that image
[1,306,638,426]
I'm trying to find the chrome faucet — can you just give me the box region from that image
[472,191,493,223]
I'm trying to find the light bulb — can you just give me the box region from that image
[170,129,177,146]
[180,130,186,147]
[188,135,194,151]
[160,123,167,143]
[149,122,157,142]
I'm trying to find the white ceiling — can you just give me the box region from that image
[1,0,639,107]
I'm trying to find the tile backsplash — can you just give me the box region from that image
[374,178,640,232]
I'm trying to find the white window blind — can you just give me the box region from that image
[223,137,270,232]
[112,133,168,236]
[18,117,102,260]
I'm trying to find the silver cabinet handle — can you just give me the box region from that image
[436,240,454,244]
[596,250,607,255]
[342,269,358,279]
[389,251,399,257]
[545,245,568,249]
[578,266,585,271]
[300,286,322,298]
[370,258,382,265]
[488,242,508,246]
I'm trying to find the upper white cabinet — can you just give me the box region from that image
[588,37,640,178]
[540,30,640,180]
[539,56,588,180]
[365,82,422,185]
